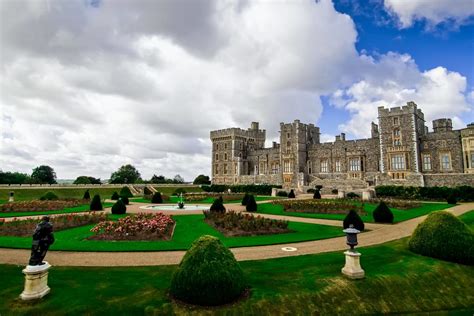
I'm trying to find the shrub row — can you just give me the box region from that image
[368,198,421,210]
[201,184,281,195]
[375,185,474,202]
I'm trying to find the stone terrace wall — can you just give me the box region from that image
[423,174,474,187]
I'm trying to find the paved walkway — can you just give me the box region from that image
[0,202,472,267]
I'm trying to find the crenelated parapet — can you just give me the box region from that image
[378,101,423,117]
[210,123,266,141]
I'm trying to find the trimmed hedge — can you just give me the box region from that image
[288,190,295,198]
[40,191,58,201]
[111,199,126,214]
[447,195,457,205]
[151,192,163,203]
[375,185,474,202]
[276,191,288,197]
[89,194,103,211]
[83,190,90,200]
[409,211,474,265]
[170,235,246,306]
[201,184,281,195]
[343,210,365,231]
[373,201,394,223]
[210,197,225,213]
[246,195,257,212]
[119,186,134,198]
[111,192,119,200]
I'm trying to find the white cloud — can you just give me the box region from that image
[384,0,474,28]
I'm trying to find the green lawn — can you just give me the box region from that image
[458,210,474,229]
[0,203,114,218]
[1,238,473,315]
[256,202,452,223]
[0,214,344,251]
[0,188,121,201]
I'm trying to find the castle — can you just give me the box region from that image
[210,102,474,191]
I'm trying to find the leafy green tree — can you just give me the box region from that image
[0,170,31,184]
[31,165,57,184]
[173,174,185,184]
[74,176,101,185]
[150,174,167,184]
[193,174,211,185]
[109,164,141,184]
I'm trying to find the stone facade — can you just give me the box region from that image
[210,102,474,190]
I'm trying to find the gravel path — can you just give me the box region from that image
[0,202,472,267]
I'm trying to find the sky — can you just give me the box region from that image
[1,0,473,181]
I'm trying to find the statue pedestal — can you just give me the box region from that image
[20,262,51,300]
[337,191,346,199]
[341,251,365,279]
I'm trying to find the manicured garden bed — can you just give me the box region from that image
[1,199,87,213]
[0,214,344,251]
[131,195,283,204]
[0,203,114,218]
[1,238,473,315]
[256,202,452,223]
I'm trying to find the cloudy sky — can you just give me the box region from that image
[1,0,473,181]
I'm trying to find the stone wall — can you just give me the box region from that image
[423,174,474,187]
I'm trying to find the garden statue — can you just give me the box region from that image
[178,193,185,209]
[9,191,14,202]
[28,216,55,266]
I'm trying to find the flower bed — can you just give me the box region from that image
[185,193,245,202]
[1,199,87,213]
[0,212,107,237]
[368,199,422,210]
[274,200,366,215]
[204,210,290,237]
[89,213,175,241]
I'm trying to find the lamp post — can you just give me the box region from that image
[341,224,365,279]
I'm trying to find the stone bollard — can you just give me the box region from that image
[271,188,278,197]
[20,262,51,300]
[337,191,346,199]
[8,191,14,202]
[362,191,372,201]
[341,251,365,279]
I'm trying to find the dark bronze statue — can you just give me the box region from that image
[28,216,55,266]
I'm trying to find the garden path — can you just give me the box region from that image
[0,202,472,266]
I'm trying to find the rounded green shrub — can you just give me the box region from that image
[447,195,457,205]
[170,235,246,306]
[409,211,474,265]
[83,189,91,200]
[241,193,250,206]
[288,190,295,198]
[40,191,59,201]
[210,197,225,213]
[111,199,126,214]
[373,201,394,223]
[111,192,119,200]
[246,195,257,212]
[119,186,134,198]
[89,194,103,211]
[313,189,321,199]
[151,192,163,203]
[120,196,129,205]
[343,210,365,231]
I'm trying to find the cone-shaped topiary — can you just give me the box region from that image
[373,201,394,223]
[152,192,163,203]
[241,193,250,206]
[343,210,365,231]
[246,194,257,212]
[111,192,119,200]
[89,194,103,211]
[83,189,91,200]
[288,189,295,198]
[210,196,225,213]
[313,189,321,199]
[409,211,473,265]
[170,235,246,306]
[120,186,134,198]
[120,196,129,205]
[40,191,58,201]
[111,199,126,214]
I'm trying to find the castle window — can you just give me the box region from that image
[320,160,328,173]
[393,117,399,126]
[287,132,290,139]
[224,153,227,161]
[239,152,242,158]
[349,158,360,171]
[284,160,291,173]
[224,164,228,174]
[272,163,280,174]
[422,154,431,171]
[393,129,401,146]
[335,160,341,172]
[215,164,218,175]
[440,152,451,171]
[224,143,227,150]
[216,144,219,150]
[308,161,312,174]
[391,154,405,170]
[215,153,219,161]
[286,141,291,154]
[235,163,238,174]
[259,162,266,174]
[470,153,474,168]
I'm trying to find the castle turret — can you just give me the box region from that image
[433,119,453,133]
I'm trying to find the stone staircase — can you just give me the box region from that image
[307,176,368,194]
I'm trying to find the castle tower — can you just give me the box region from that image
[377,101,425,181]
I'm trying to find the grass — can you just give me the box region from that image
[256,201,452,223]
[0,188,121,202]
[131,195,284,204]
[458,210,474,229]
[1,238,473,315]
[0,214,344,251]
[0,203,114,218]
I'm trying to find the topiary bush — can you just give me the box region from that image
[276,191,288,197]
[241,193,249,206]
[90,194,103,211]
[409,211,474,265]
[143,186,153,196]
[288,190,295,198]
[447,195,457,205]
[170,235,246,306]
[119,186,134,198]
[313,189,321,199]
[152,192,163,203]
[373,201,394,223]
[210,197,225,213]
[120,196,129,205]
[111,199,126,214]
[343,210,365,231]
[246,194,257,212]
[111,191,119,200]
[40,191,59,201]
[83,189,91,200]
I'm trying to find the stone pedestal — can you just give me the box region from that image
[341,251,365,279]
[20,262,51,300]
[337,191,346,199]
[8,196,14,202]
[271,188,278,197]
[362,191,371,201]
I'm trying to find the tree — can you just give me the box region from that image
[0,170,31,184]
[173,174,185,184]
[193,174,211,185]
[109,164,141,184]
[31,165,57,184]
[74,176,102,185]
[150,174,167,184]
